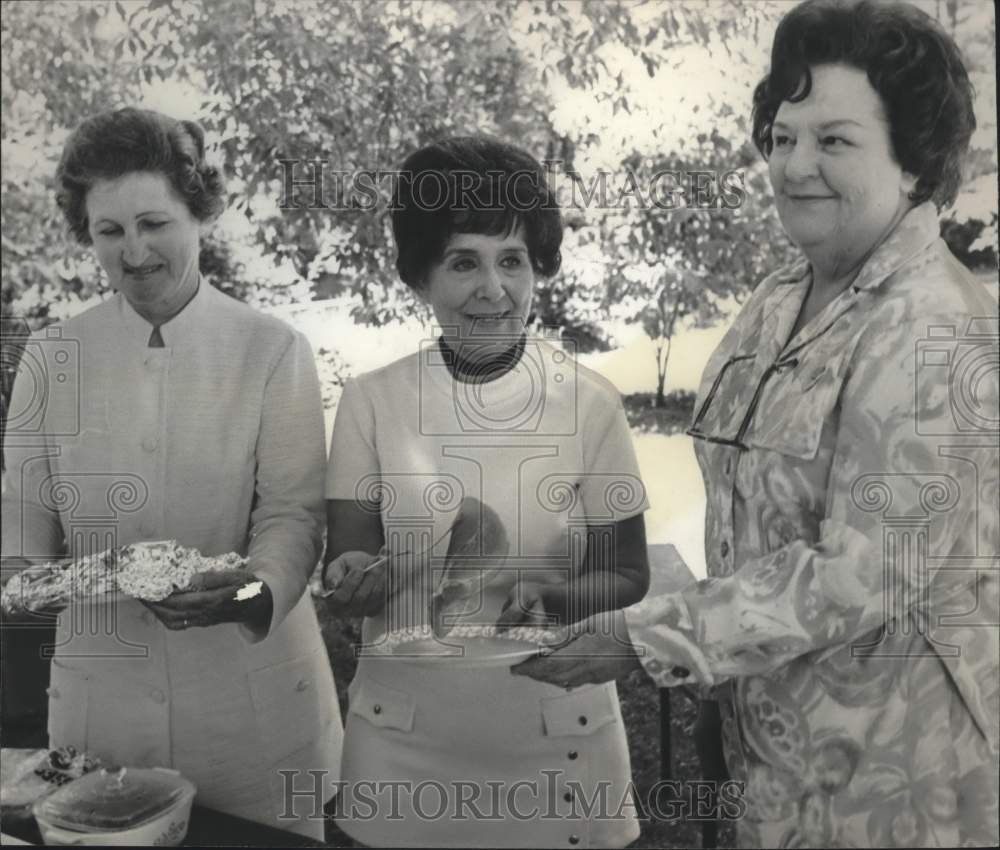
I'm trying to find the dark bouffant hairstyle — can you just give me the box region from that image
[56,108,226,244]
[751,0,976,209]
[391,135,562,289]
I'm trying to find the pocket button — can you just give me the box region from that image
[373,704,382,715]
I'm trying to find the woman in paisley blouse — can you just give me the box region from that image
[516,1,999,847]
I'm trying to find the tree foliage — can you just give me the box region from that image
[2,0,995,405]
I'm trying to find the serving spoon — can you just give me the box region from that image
[318,495,502,598]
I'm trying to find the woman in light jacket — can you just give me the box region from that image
[0,107,342,839]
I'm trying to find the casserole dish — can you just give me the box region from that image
[32,766,195,846]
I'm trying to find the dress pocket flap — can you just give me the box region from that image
[348,677,416,733]
[248,649,339,760]
[541,684,619,737]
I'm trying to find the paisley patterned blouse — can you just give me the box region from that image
[626,202,999,847]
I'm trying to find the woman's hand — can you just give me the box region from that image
[511,612,714,689]
[510,623,643,688]
[320,548,391,617]
[142,569,273,632]
[496,580,564,630]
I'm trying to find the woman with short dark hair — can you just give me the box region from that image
[516,2,999,846]
[391,136,564,289]
[1,107,342,838]
[322,135,651,847]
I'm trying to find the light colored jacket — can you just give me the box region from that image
[1,283,342,838]
[627,203,999,848]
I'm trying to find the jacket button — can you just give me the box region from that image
[47,687,59,699]
[151,689,166,704]
[373,704,382,715]
[567,750,578,760]
[578,715,588,726]
[720,541,730,558]
[569,836,580,845]
[295,678,310,692]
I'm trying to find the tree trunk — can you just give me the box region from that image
[654,339,667,408]
[653,295,683,409]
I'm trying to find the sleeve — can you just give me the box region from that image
[1,341,67,571]
[325,377,380,503]
[241,331,326,642]
[577,385,650,522]
[626,313,999,702]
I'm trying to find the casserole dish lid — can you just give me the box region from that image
[33,767,194,832]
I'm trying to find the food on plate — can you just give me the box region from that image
[32,766,196,846]
[365,623,568,665]
[1,747,101,820]
[1,540,247,613]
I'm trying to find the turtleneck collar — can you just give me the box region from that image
[438,333,527,384]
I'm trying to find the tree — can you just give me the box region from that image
[564,136,798,406]
[3,0,993,416]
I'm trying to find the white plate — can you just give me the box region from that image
[358,634,552,668]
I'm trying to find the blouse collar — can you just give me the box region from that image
[774,201,940,294]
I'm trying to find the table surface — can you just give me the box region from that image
[1,804,327,847]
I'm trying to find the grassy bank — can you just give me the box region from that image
[622,392,697,436]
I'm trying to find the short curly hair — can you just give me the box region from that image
[751,0,976,209]
[56,108,226,244]
[391,136,562,289]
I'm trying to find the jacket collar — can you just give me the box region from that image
[117,279,214,349]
